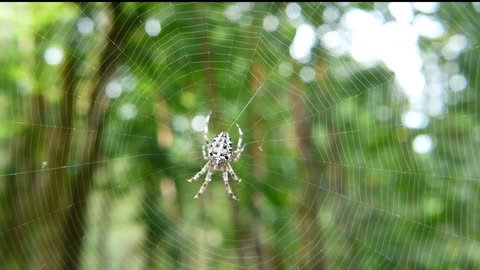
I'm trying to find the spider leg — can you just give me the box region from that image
[227,164,242,183]
[231,123,244,163]
[236,123,243,149]
[187,161,210,182]
[204,111,212,142]
[194,170,213,199]
[223,170,239,201]
[202,143,209,160]
[231,147,244,163]
[202,112,212,160]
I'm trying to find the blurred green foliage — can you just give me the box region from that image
[1,2,480,270]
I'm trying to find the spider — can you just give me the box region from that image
[187,112,244,201]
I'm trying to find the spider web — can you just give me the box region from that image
[1,2,480,270]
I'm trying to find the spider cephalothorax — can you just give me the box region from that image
[187,112,244,201]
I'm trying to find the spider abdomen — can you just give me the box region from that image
[209,132,233,164]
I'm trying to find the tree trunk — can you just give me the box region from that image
[31,26,79,269]
[290,76,327,270]
[60,3,125,270]
[142,98,179,270]
[97,189,112,270]
[142,175,163,270]
[248,61,267,270]
[2,94,46,270]
[1,27,50,269]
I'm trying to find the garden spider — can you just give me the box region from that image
[187,112,244,201]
